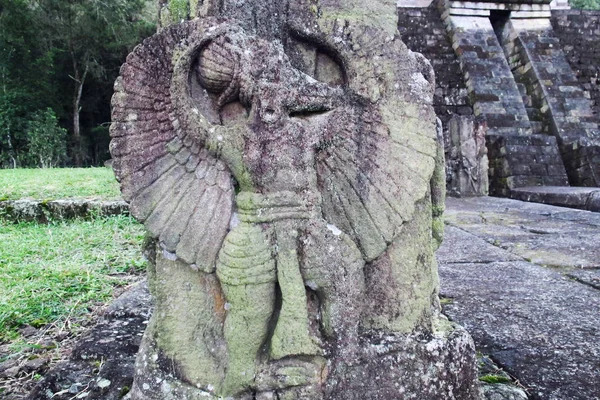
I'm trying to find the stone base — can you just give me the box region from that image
[130,318,480,400]
[326,321,480,400]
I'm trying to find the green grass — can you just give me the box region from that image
[0,215,146,341]
[0,167,122,201]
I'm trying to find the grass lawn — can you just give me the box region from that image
[0,215,146,342]
[0,167,122,201]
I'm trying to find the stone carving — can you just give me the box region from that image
[447,115,489,197]
[110,1,479,398]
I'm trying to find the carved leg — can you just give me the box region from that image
[270,219,321,360]
[300,219,365,360]
[216,222,277,396]
[220,281,275,395]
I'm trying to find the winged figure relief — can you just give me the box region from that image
[110,17,439,398]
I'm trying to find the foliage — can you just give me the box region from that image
[0,215,146,341]
[26,109,67,168]
[0,0,156,168]
[0,167,121,201]
[570,0,600,9]
[32,0,156,165]
[569,0,600,10]
[0,0,58,168]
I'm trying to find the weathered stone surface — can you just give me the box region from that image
[566,269,600,290]
[110,1,479,398]
[445,196,600,268]
[28,281,152,400]
[481,384,528,400]
[446,115,489,197]
[510,186,600,212]
[477,354,528,400]
[439,196,600,400]
[0,199,129,223]
[441,259,600,400]
[438,225,521,263]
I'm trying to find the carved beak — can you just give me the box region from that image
[285,70,344,116]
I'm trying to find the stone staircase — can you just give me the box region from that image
[500,17,600,186]
[487,134,569,194]
[398,0,600,205]
[439,1,571,195]
[495,16,571,191]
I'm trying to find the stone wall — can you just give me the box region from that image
[498,16,600,186]
[552,10,600,118]
[397,5,472,130]
[397,5,477,193]
[440,12,533,138]
[551,11,600,185]
[0,199,129,223]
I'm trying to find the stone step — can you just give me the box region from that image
[530,120,544,134]
[526,107,544,122]
[516,83,528,98]
[510,186,600,211]
[486,134,570,192]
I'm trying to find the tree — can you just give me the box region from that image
[26,108,67,168]
[31,0,155,166]
[570,0,600,9]
[0,0,57,167]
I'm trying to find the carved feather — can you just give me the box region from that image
[314,30,437,262]
[110,20,233,268]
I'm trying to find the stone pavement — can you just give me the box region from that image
[439,196,600,400]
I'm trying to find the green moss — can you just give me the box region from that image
[432,205,445,218]
[432,315,456,337]
[120,386,130,396]
[151,255,226,392]
[189,0,198,18]
[431,216,444,250]
[168,0,189,22]
[439,297,453,305]
[479,375,513,384]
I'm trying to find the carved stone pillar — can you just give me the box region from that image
[111,1,480,398]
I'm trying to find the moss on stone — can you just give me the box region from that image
[189,0,198,18]
[479,375,513,384]
[169,0,189,22]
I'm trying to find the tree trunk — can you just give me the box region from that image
[71,56,89,167]
[6,127,16,168]
[1,73,17,168]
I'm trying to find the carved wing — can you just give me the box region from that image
[110,20,233,272]
[314,31,438,263]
